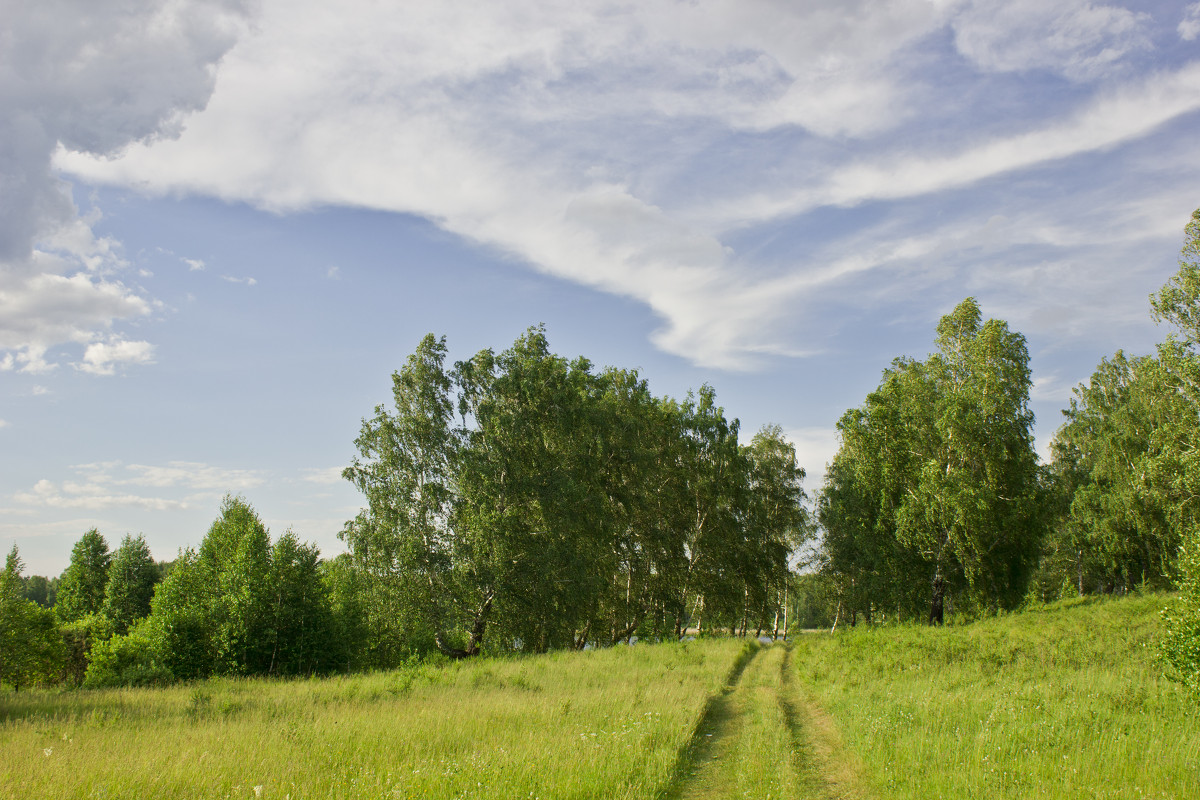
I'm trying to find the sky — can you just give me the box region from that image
[3,0,1200,576]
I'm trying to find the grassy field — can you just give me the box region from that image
[791,593,1200,800]
[3,595,1195,799]
[0,638,743,800]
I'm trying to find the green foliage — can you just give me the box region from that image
[321,554,372,671]
[343,327,806,658]
[789,572,835,630]
[819,298,1044,624]
[1161,530,1200,689]
[147,496,339,681]
[1148,209,1200,685]
[22,574,56,608]
[265,530,339,675]
[101,534,158,634]
[149,548,214,680]
[55,529,111,623]
[149,496,274,677]
[1048,351,1181,593]
[83,618,173,688]
[0,547,63,690]
[59,613,114,686]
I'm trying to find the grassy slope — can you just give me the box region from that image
[0,638,743,800]
[791,594,1200,800]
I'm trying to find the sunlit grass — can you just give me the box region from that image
[791,593,1200,799]
[0,638,744,800]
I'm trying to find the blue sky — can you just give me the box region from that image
[4,0,1200,576]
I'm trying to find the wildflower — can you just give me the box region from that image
[254,786,264,797]
[43,748,52,757]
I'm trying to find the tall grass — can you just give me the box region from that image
[791,593,1200,799]
[0,638,743,800]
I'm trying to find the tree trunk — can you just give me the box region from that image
[434,592,494,659]
[781,581,789,639]
[610,608,645,646]
[929,573,945,625]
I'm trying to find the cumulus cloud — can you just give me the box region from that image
[0,0,249,373]
[77,339,156,376]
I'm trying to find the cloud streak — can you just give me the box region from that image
[46,0,1200,369]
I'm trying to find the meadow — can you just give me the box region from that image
[0,638,744,800]
[2,595,1196,799]
[791,593,1200,800]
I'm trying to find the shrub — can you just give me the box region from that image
[83,619,174,688]
[1161,528,1200,690]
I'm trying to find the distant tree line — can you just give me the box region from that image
[1,327,812,688]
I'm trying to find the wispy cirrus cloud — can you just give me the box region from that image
[48,0,1200,371]
[1180,3,1200,41]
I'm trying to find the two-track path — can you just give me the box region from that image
[665,641,868,800]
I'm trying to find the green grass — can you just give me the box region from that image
[0,638,744,800]
[730,643,802,799]
[791,593,1200,800]
[5,596,1193,799]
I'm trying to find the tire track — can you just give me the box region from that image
[663,643,761,800]
[664,641,870,800]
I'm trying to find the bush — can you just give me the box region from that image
[1162,528,1200,690]
[83,619,174,688]
[60,613,114,686]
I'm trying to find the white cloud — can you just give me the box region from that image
[220,275,257,286]
[47,0,1200,369]
[15,491,189,512]
[12,460,267,513]
[184,258,206,271]
[0,0,248,373]
[711,62,1200,228]
[301,467,346,485]
[122,461,266,491]
[952,0,1151,81]
[0,419,8,429]
[77,338,156,376]
[1180,3,1200,41]
[784,426,842,489]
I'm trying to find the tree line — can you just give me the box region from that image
[2,326,811,688]
[811,209,1200,687]
[6,210,1200,692]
